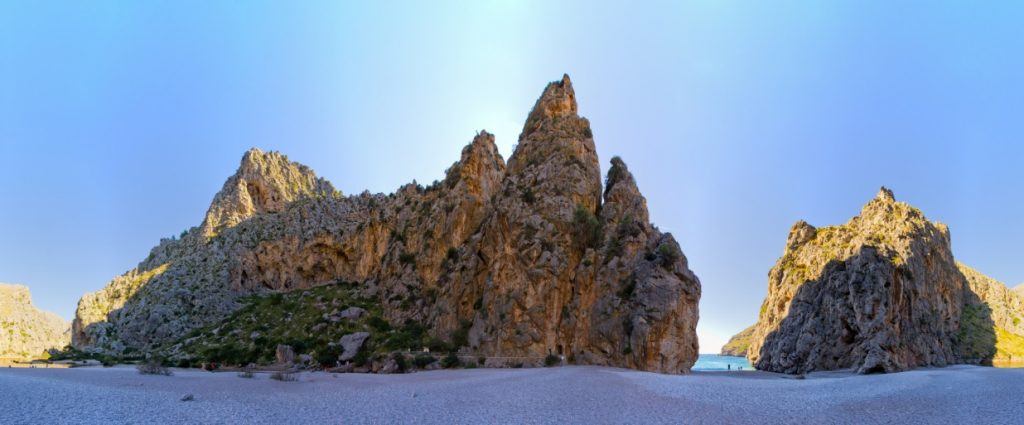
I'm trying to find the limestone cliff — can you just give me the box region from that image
[748,188,965,374]
[958,264,1024,363]
[729,260,1024,369]
[72,75,701,373]
[720,325,755,357]
[1,284,69,359]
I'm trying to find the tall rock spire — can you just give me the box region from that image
[520,74,578,140]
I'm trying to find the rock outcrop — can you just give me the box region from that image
[748,188,966,374]
[720,325,755,357]
[1,284,69,359]
[958,264,1024,363]
[742,188,1024,373]
[201,148,337,238]
[72,75,701,373]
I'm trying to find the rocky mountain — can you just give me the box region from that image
[72,75,701,373]
[739,188,1024,374]
[720,325,754,357]
[731,261,1024,365]
[1014,284,1024,297]
[1,284,69,359]
[747,188,966,374]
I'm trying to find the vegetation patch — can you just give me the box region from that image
[958,303,997,361]
[544,354,561,367]
[572,204,603,250]
[441,352,460,369]
[995,327,1024,360]
[169,282,389,368]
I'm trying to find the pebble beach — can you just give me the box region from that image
[1,365,1021,424]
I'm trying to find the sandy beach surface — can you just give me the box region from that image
[0,364,1020,424]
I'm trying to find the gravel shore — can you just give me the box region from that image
[0,365,1020,424]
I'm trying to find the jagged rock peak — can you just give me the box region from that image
[461,130,505,171]
[506,73,601,210]
[855,187,951,243]
[601,156,650,226]
[604,156,633,196]
[443,130,507,197]
[861,186,901,217]
[520,74,579,140]
[877,186,896,202]
[786,220,817,251]
[201,148,336,236]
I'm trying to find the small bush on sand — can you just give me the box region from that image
[413,354,436,368]
[137,360,172,376]
[270,371,297,382]
[392,353,408,373]
[441,352,460,369]
[544,354,561,367]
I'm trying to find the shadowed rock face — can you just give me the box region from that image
[72,75,701,373]
[958,264,1024,362]
[1,284,69,359]
[727,262,1024,369]
[749,188,967,374]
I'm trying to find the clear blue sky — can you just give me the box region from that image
[2,2,1022,352]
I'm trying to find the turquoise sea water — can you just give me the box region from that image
[692,355,753,371]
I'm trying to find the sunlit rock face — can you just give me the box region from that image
[720,325,755,357]
[1,284,69,359]
[748,189,966,374]
[72,75,701,373]
[200,148,337,238]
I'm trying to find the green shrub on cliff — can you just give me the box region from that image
[168,282,388,368]
[572,204,603,250]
